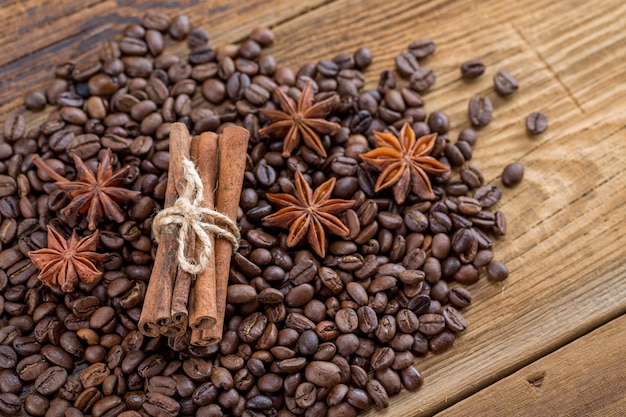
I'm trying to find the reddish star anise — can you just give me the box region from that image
[259,80,341,158]
[33,150,141,230]
[28,226,108,292]
[263,170,355,258]
[360,123,450,204]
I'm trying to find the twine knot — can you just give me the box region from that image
[152,158,240,275]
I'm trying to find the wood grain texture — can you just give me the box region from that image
[437,315,626,417]
[1,0,625,415]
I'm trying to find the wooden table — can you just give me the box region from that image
[1,0,625,415]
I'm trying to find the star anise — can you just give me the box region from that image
[33,150,141,230]
[28,226,108,292]
[263,170,355,258]
[360,122,450,204]
[259,80,341,158]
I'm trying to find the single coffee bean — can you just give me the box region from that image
[442,306,468,332]
[486,261,509,281]
[502,162,524,187]
[0,392,21,415]
[427,111,449,134]
[401,365,423,391]
[304,361,341,387]
[3,113,25,142]
[526,111,549,134]
[408,39,436,58]
[394,52,419,78]
[460,59,485,79]
[493,70,519,95]
[25,91,47,111]
[35,365,68,395]
[468,96,493,127]
[366,379,389,408]
[409,67,436,92]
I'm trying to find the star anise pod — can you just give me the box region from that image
[259,80,341,158]
[28,226,108,293]
[263,170,355,258]
[33,150,141,230]
[360,122,450,204]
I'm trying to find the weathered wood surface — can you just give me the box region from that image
[1,0,625,415]
[437,315,626,417]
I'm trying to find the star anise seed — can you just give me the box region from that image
[28,226,108,293]
[360,122,450,204]
[259,80,341,158]
[33,150,141,230]
[263,170,355,258]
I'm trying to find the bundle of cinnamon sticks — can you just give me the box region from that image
[138,122,249,346]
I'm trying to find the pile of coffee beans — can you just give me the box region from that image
[0,12,519,417]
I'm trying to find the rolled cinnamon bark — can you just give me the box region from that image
[138,122,191,337]
[189,132,220,336]
[202,126,249,345]
[166,139,200,336]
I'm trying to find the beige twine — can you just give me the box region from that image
[152,158,240,275]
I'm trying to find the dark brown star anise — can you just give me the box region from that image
[33,150,141,230]
[28,226,108,292]
[259,80,341,158]
[263,170,355,258]
[360,122,450,204]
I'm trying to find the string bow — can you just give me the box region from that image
[153,158,239,275]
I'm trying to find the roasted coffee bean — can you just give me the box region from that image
[442,306,468,332]
[305,361,341,387]
[41,345,74,370]
[17,354,49,381]
[143,392,180,417]
[409,67,436,92]
[461,164,484,189]
[81,363,110,388]
[468,96,493,127]
[486,261,509,281]
[0,392,21,415]
[25,91,47,111]
[493,70,519,95]
[427,111,449,134]
[448,287,472,308]
[366,379,389,408]
[401,365,423,391]
[502,162,524,187]
[461,59,485,79]
[408,38,436,58]
[35,365,68,395]
[335,308,359,333]
[0,345,18,369]
[3,113,25,142]
[394,52,419,78]
[526,111,549,134]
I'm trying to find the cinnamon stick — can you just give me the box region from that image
[189,132,219,335]
[203,126,249,344]
[138,122,191,337]
[168,136,202,336]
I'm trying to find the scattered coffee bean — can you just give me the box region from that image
[502,162,524,187]
[468,96,493,127]
[460,59,485,79]
[526,111,549,134]
[493,70,519,95]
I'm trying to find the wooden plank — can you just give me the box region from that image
[509,0,626,113]
[436,314,626,417]
[0,0,330,114]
